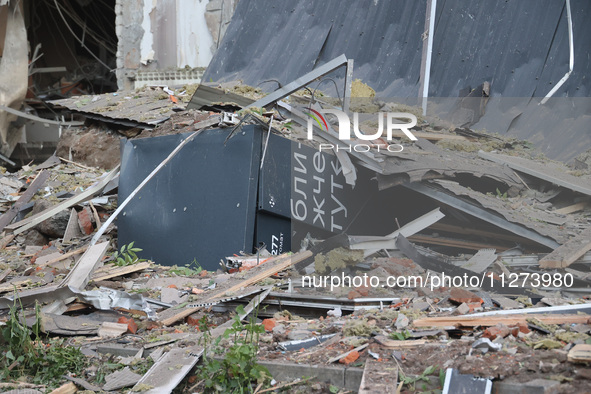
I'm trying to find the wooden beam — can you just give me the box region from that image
[568,344,591,363]
[35,246,88,268]
[0,170,49,232]
[159,251,311,326]
[539,228,591,268]
[373,336,428,349]
[555,201,590,215]
[0,268,11,284]
[0,234,14,250]
[91,261,151,282]
[61,241,109,290]
[413,314,590,328]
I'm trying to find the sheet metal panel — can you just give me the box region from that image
[118,126,262,269]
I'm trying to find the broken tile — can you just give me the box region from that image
[98,322,128,338]
[103,366,142,391]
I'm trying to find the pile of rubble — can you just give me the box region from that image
[1,73,591,394]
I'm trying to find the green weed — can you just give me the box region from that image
[194,305,271,393]
[111,241,145,266]
[0,297,87,388]
[168,258,202,276]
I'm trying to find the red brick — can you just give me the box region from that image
[356,286,369,297]
[78,208,94,235]
[262,318,276,332]
[339,350,360,365]
[145,321,160,331]
[509,322,530,336]
[467,302,483,313]
[449,288,483,304]
[117,316,138,334]
[482,324,510,340]
[186,313,202,327]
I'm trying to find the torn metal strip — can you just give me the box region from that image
[186,285,268,308]
[247,54,348,109]
[79,287,156,320]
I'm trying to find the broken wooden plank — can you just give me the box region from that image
[539,227,591,268]
[479,151,591,197]
[413,314,590,328]
[210,287,272,335]
[35,246,88,268]
[0,233,15,250]
[0,169,49,232]
[358,359,398,394]
[130,346,204,394]
[555,201,590,215]
[34,251,65,266]
[374,336,428,349]
[5,166,119,235]
[91,261,151,282]
[567,344,591,363]
[62,241,109,290]
[0,268,11,284]
[89,201,101,228]
[160,251,312,326]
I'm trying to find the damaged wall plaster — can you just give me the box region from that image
[115,0,237,90]
[0,1,28,156]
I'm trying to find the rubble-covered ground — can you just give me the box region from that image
[1,85,591,394]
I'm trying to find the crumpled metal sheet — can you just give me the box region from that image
[79,287,156,319]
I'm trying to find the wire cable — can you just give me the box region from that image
[52,0,114,72]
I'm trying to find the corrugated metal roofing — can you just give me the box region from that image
[203,0,591,161]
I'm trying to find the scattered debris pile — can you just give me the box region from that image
[1,63,591,393]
